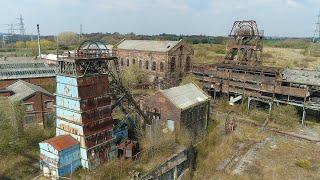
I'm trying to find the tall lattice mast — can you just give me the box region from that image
[16,14,26,36]
[313,10,320,43]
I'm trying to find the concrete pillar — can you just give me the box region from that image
[268,102,273,114]
[247,97,251,110]
[301,108,306,127]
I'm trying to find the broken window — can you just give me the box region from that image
[25,103,34,111]
[152,62,156,71]
[186,56,191,72]
[120,58,124,66]
[145,61,149,70]
[45,101,54,109]
[127,59,130,67]
[160,62,164,72]
[139,60,142,68]
[170,57,176,73]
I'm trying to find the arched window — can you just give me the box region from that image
[170,57,176,73]
[145,61,149,70]
[139,60,142,68]
[132,59,136,65]
[127,59,130,67]
[160,62,164,72]
[186,56,191,72]
[120,58,124,66]
[152,62,156,71]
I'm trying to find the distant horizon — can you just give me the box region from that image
[0,31,315,39]
[1,0,320,38]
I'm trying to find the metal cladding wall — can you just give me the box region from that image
[55,74,116,169]
[39,142,81,178]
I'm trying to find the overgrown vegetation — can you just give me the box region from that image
[0,98,54,179]
[121,65,150,89]
[271,105,299,128]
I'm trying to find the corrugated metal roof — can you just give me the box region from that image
[117,40,181,52]
[7,80,52,101]
[0,60,55,80]
[44,135,79,151]
[161,83,210,110]
[282,69,320,86]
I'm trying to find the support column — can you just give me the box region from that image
[301,108,306,127]
[173,166,178,180]
[268,102,273,115]
[247,97,252,110]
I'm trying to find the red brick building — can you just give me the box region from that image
[115,39,194,86]
[141,83,210,140]
[4,80,55,127]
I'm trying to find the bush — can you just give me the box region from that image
[295,159,312,170]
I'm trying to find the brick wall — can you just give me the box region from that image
[116,41,193,83]
[23,92,55,127]
[142,92,210,139]
[0,77,56,89]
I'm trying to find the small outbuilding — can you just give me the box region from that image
[142,83,211,140]
[39,135,81,179]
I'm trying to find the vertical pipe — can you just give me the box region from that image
[37,24,41,58]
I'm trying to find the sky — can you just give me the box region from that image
[1,0,320,37]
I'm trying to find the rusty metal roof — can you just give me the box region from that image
[161,83,210,110]
[44,135,79,151]
[117,39,181,52]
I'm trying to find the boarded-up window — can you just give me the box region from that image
[160,62,164,72]
[25,114,36,124]
[170,57,176,73]
[152,62,156,71]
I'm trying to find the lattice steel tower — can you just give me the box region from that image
[313,10,320,43]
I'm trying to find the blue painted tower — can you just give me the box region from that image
[55,41,117,168]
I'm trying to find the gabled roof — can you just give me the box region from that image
[161,83,210,110]
[43,135,79,151]
[117,39,182,52]
[7,80,52,102]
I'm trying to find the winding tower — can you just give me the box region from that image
[224,20,263,66]
[55,41,117,168]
